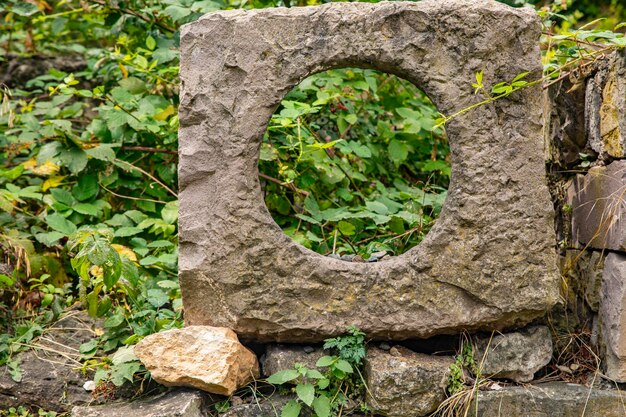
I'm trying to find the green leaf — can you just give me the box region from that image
[388,140,408,163]
[35,231,65,246]
[146,289,169,308]
[85,144,117,162]
[305,369,325,379]
[312,395,331,417]
[146,35,157,51]
[315,356,335,368]
[110,361,142,386]
[12,2,39,16]
[73,203,99,216]
[111,346,138,365]
[79,339,98,355]
[335,359,353,373]
[59,147,88,173]
[267,369,300,385]
[72,175,98,201]
[296,383,315,407]
[114,227,143,237]
[46,213,77,235]
[0,274,14,287]
[337,220,355,236]
[281,400,301,417]
[119,77,147,95]
[161,200,178,224]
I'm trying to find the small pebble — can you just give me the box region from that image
[379,342,391,351]
[83,380,96,391]
[303,346,315,354]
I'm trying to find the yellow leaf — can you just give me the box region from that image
[22,158,37,170]
[42,175,65,191]
[111,244,137,262]
[32,160,60,176]
[154,105,175,121]
[118,62,128,79]
[90,265,103,278]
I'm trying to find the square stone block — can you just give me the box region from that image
[570,160,626,251]
[178,0,559,342]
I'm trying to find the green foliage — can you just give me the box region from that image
[0,0,624,397]
[262,69,449,258]
[322,326,367,366]
[0,407,60,417]
[267,329,367,417]
[447,342,478,396]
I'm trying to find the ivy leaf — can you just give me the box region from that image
[296,383,315,407]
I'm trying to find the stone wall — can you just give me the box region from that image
[545,48,626,382]
[73,2,626,417]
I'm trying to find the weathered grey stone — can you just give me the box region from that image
[570,160,626,251]
[472,383,626,417]
[72,389,206,417]
[134,326,260,396]
[474,326,552,383]
[178,0,559,342]
[586,50,626,159]
[543,77,588,166]
[262,345,325,377]
[0,312,98,412]
[599,253,626,382]
[221,395,296,417]
[365,347,452,417]
[560,250,605,312]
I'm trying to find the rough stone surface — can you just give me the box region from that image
[473,383,626,416]
[72,389,207,417]
[599,253,626,382]
[474,326,553,383]
[586,50,626,159]
[365,346,452,417]
[570,160,626,251]
[134,326,260,396]
[0,311,98,412]
[544,78,588,166]
[221,395,300,417]
[262,345,325,377]
[178,0,559,342]
[561,249,605,312]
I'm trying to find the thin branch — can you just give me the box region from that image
[121,146,177,155]
[259,172,309,196]
[88,0,176,33]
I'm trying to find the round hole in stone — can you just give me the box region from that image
[259,68,449,262]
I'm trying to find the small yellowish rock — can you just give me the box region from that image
[134,326,259,396]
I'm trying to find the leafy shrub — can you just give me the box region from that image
[261,69,449,258]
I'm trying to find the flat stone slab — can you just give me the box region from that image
[72,389,206,417]
[178,0,559,342]
[599,252,626,382]
[473,383,626,417]
[570,160,626,251]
